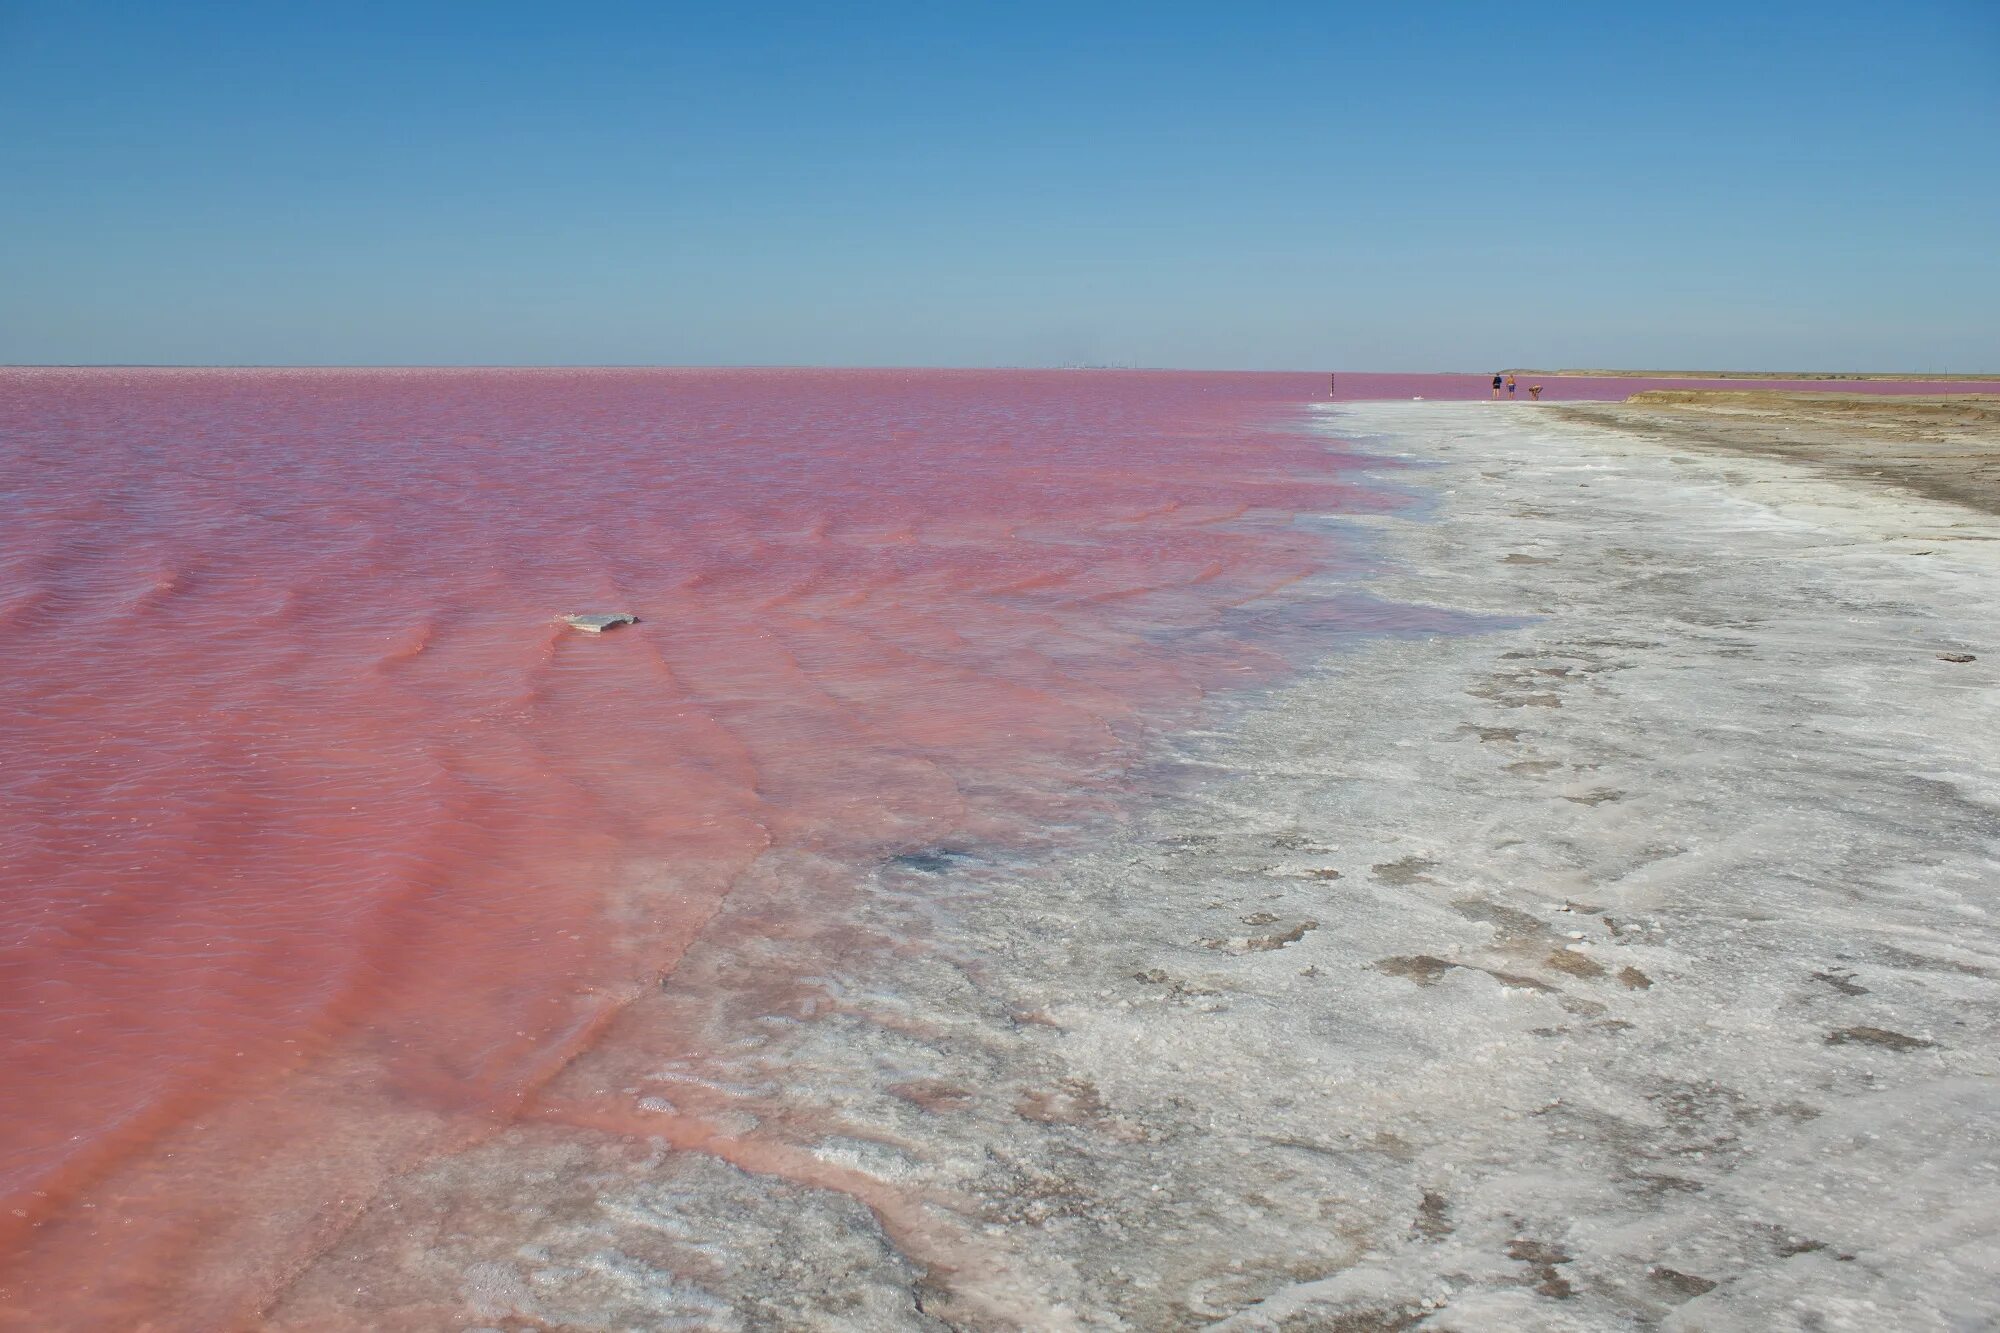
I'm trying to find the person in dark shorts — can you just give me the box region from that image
[1506,374,1517,397]
[1491,373,1503,399]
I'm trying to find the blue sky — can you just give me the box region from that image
[2,1,1995,369]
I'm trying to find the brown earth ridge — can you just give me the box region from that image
[1515,369,2000,381]
[1549,390,2000,518]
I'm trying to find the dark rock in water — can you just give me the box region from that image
[888,847,974,873]
[561,613,638,633]
[1937,652,1976,663]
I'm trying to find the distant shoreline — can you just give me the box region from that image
[1511,368,2000,381]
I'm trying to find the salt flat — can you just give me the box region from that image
[270,402,2000,1332]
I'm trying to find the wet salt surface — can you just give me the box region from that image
[256,403,2000,1330]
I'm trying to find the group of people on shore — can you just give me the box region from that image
[1491,373,1543,401]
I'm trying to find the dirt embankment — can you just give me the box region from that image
[1549,390,2000,518]
[1516,369,2000,381]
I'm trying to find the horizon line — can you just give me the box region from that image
[4,364,1997,379]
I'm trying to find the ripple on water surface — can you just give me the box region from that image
[0,367,1415,1323]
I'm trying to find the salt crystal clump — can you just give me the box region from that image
[560,613,637,633]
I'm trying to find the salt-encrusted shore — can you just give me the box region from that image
[269,402,2000,1332]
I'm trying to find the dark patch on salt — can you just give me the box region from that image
[1648,1266,1718,1300]
[1451,898,1548,939]
[1014,1078,1108,1127]
[1467,680,1563,708]
[1827,1025,1933,1051]
[1133,969,1219,999]
[1506,1238,1576,1299]
[1248,920,1316,951]
[1375,955,1456,985]
[1371,855,1437,885]
[888,1080,974,1113]
[1875,944,1991,978]
[1207,920,1320,954]
[1413,1190,1453,1241]
[1544,949,1606,979]
[888,847,975,873]
[1485,969,1560,994]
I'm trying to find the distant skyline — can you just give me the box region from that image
[2,1,1996,370]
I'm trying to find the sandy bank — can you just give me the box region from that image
[1513,369,2000,382]
[1549,390,2000,519]
[1619,390,2000,412]
[266,404,2000,1332]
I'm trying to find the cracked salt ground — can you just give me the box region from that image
[269,402,2000,1331]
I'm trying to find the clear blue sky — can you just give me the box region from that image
[2,1,1995,369]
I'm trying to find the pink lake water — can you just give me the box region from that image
[1,368,1992,1326]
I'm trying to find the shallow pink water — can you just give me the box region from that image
[0,367,1412,1324]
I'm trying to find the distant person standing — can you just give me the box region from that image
[1506,374,1517,397]
[1529,383,1544,401]
[1491,373,1503,399]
